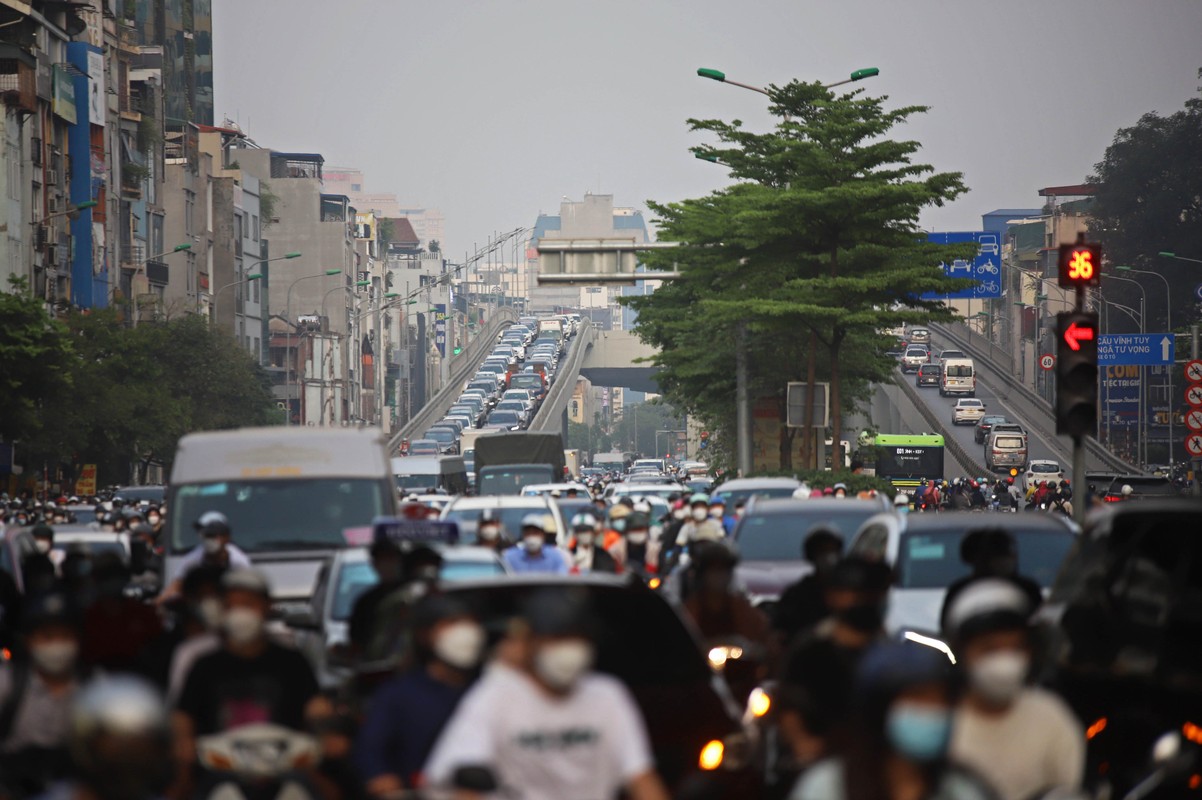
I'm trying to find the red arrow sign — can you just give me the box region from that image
[1063,321,1095,351]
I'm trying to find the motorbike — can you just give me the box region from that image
[195,723,322,800]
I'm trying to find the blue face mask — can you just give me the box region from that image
[885,704,951,763]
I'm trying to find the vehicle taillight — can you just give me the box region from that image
[1103,495,1123,503]
[699,739,724,771]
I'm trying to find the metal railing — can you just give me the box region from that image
[387,309,517,453]
[529,321,595,432]
[930,322,1136,474]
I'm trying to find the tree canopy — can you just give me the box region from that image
[624,79,974,471]
[1089,69,1202,333]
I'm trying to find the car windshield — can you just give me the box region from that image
[170,478,388,553]
[734,508,881,560]
[487,411,520,425]
[478,466,553,495]
[395,473,440,490]
[496,401,525,412]
[1031,463,1059,473]
[116,486,166,503]
[331,557,506,619]
[425,428,456,444]
[511,376,543,390]
[54,539,126,562]
[444,504,553,543]
[905,348,927,356]
[711,486,798,506]
[945,365,972,377]
[994,436,1025,449]
[981,416,1006,425]
[896,528,1075,589]
[959,400,983,408]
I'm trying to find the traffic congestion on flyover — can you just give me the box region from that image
[0,310,1198,800]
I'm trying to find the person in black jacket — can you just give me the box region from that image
[774,528,843,646]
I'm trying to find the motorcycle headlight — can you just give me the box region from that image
[707,645,744,671]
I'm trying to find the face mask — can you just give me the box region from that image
[31,639,78,676]
[691,508,709,522]
[478,525,500,541]
[196,597,224,630]
[673,508,687,521]
[148,514,161,525]
[834,490,846,498]
[201,536,223,556]
[534,640,594,690]
[709,507,724,519]
[523,535,543,553]
[969,650,1029,706]
[223,607,265,646]
[627,531,648,545]
[35,539,52,555]
[885,703,952,762]
[611,518,627,534]
[835,601,885,633]
[575,532,594,547]
[433,621,486,669]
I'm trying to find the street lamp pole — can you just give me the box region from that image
[213,251,301,330]
[1159,251,1202,265]
[211,273,264,328]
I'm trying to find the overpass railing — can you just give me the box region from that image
[530,320,595,432]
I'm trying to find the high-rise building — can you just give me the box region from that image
[129,0,213,129]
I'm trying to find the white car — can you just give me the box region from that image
[1022,460,1065,493]
[952,398,987,425]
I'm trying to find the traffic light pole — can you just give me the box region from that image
[1072,287,1087,526]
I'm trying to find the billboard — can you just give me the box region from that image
[1101,365,1140,429]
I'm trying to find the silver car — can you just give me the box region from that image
[289,545,508,688]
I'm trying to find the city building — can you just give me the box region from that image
[126,0,213,129]
[324,165,445,250]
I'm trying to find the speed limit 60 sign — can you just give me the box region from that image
[1039,354,1055,371]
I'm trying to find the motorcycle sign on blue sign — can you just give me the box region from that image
[1097,333,1175,366]
[922,232,1002,300]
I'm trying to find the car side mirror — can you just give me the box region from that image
[284,609,320,631]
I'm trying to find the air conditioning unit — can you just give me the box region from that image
[45,244,58,266]
[47,196,60,214]
[45,169,58,186]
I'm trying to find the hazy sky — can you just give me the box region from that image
[214,1,1201,257]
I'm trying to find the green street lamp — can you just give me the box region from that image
[1158,250,1202,265]
[696,65,879,95]
[355,280,371,287]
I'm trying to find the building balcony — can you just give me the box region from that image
[0,45,37,115]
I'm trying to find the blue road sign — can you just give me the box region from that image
[1195,283,1202,302]
[1097,333,1175,366]
[922,232,1002,300]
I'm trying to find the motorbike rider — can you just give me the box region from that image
[777,557,894,766]
[474,509,507,552]
[709,497,737,535]
[946,579,1084,800]
[357,595,486,797]
[159,511,251,600]
[502,514,568,575]
[52,675,173,800]
[425,589,670,800]
[0,591,86,798]
[774,528,844,645]
[567,513,618,574]
[679,493,725,543]
[790,640,996,800]
[349,535,407,655]
[172,568,328,799]
[607,511,658,579]
[939,529,1043,634]
[682,541,770,645]
[80,552,163,673]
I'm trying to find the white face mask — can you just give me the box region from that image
[31,639,78,676]
[223,607,265,646]
[478,525,500,541]
[148,514,161,525]
[196,597,224,630]
[575,532,594,547]
[534,640,594,690]
[691,508,709,522]
[673,508,687,521]
[34,539,52,555]
[969,650,1029,705]
[201,536,223,556]
[433,621,486,669]
[627,531,648,545]
[709,507,724,519]
[523,534,543,553]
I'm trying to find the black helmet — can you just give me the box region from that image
[22,590,81,632]
[827,556,893,593]
[194,511,231,537]
[855,640,956,713]
[523,588,595,639]
[691,540,739,571]
[625,511,651,530]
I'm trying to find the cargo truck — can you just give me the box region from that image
[474,432,566,495]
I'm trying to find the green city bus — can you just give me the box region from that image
[873,433,945,489]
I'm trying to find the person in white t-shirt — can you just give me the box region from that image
[946,579,1085,800]
[424,590,669,800]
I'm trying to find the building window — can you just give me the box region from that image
[235,213,243,244]
[253,278,260,303]
[185,192,195,236]
[251,214,259,241]
[351,184,361,192]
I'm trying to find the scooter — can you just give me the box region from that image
[196,723,322,800]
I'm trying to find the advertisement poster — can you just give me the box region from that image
[433,303,447,357]
[87,50,104,127]
[52,66,77,124]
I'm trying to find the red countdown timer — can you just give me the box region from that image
[1058,242,1102,288]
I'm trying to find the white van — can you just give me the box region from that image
[940,358,976,397]
[166,427,398,613]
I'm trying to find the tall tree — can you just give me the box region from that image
[627,80,973,470]
[0,280,74,445]
[1089,70,1202,332]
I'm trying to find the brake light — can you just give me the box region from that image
[1086,717,1108,740]
[1103,495,1123,503]
[699,739,724,771]
[1184,721,1202,745]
